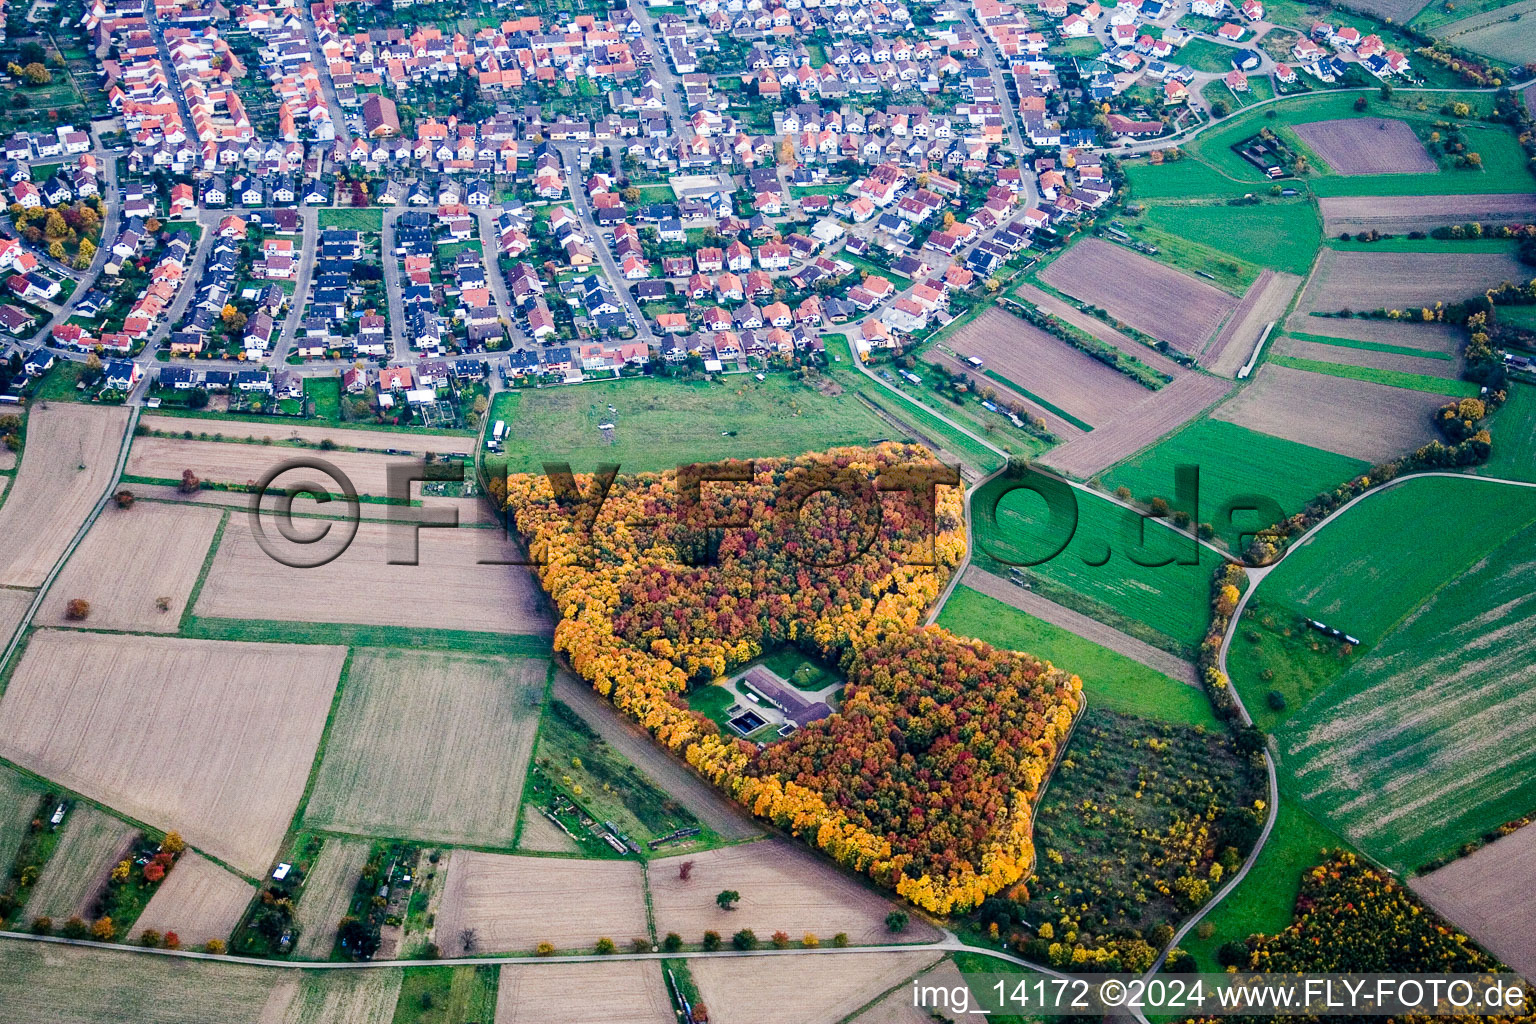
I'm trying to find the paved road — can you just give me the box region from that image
[474,209,530,348]
[39,140,121,339]
[302,7,351,145]
[142,0,198,139]
[554,143,658,344]
[962,9,1041,211]
[628,1,685,119]
[380,206,408,355]
[272,207,319,361]
[148,208,221,344]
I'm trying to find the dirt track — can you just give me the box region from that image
[1204,271,1303,379]
[962,568,1199,685]
[1037,373,1233,479]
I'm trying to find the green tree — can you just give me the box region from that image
[715,890,740,910]
[885,910,909,933]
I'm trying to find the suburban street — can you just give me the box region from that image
[555,142,660,344]
[272,207,319,361]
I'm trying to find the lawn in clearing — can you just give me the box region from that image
[1276,510,1536,871]
[318,208,383,231]
[303,650,547,847]
[971,476,1218,655]
[648,839,936,946]
[1410,822,1536,982]
[485,373,891,476]
[0,403,129,588]
[935,584,1216,727]
[131,852,255,949]
[1176,797,1347,972]
[495,962,670,1024]
[1039,239,1236,354]
[39,502,222,632]
[23,804,137,922]
[0,631,346,876]
[1100,418,1370,554]
[433,852,648,954]
[1176,37,1246,72]
[1137,198,1321,278]
[1477,382,1536,484]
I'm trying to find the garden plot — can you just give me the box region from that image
[0,766,44,879]
[689,951,941,1024]
[192,517,552,636]
[1203,271,1303,379]
[1318,193,1536,235]
[38,503,222,631]
[24,805,137,922]
[1292,119,1437,176]
[515,808,579,854]
[0,403,129,588]
[127,437,441,500]
[1039,239,1237,353]
[0,631,345,876]
[1295,249,1530,314]
[293,838,371,960]
[944,307,1151,429]
[1275,335,1460,379]
[303,650,546,846]
[648,839,937,946]
[132,852,255,949]
[1037,373,1232,479]
[931,351,1083,438]
[1410,824,1536,981]
[495,961,672,1024]
[433,852,648,954]
[1212,364,1448,461]
[140,415,474,455]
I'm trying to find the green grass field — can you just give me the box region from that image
[1276,512,1536,870]
[1100,419,1369,553]
[936,585,1218,728]
[971,477,1219,655]
[1178,38,1244,72]
[1124,157,1263,200]
[1324,237,1520,254]
[1111,221,1260,294]
[1177,797,1347,972]
[1137,199,1321,277]
[484,372,892,476]
[1477,382,1536,483]
[319,208,384,231]
[1284,331,1454,361]
[391,965,497,1024]
[1269,355,1479,396]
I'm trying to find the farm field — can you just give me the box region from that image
[132,852,255,949]
[1478,383,1536,483]
[0,631,346,876]
[1268,355,1479,396]
[126,437,445,500]
[1410,823,1536,981]
[1011,284,1189,378]
[0,765,44,877]
[1039,239,1236,353]
[648,839,936,946]
[689,951,941,1024]
[0,586,30,650]
[38,503,223,632]
[24,805,137,922]
[1294,248,1531,314]
[852,959,976,1024]
[432,851,648,954]
[1317,192,1536,235]
[514,808,579,853]
[265,969,402,1024]
[971,476,1218,655]
[494,962,671,1024]
[1277,511,1536,871]
[0,403,129,588]
[1412,0,1530,33]
[1443,11,1536,62]
[1293,118,1437,175]
[303,650,547,846]
[929,351,1085,438]
[391,965,498,1024]
[1274,335,1460,379]
[139,415,475,455]
[943,308,1151,427]
[1138,200,1321,277]
[0,940,297,1024]
[1210,363,1446,461]
[1101,418,1369,553]
[484,374,890,477]
[1204,271,1304,378]
[1285,323,1461,356]
[935,582,1214,727]
[192,517,552,636]
[293,837,372,959]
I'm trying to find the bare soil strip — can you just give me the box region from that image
[1286,318,1464,354]
[1318,193,1536,235]
[1296,249,1531,314]
[1013,283,1189,378]
[496,961,672,1024]
[690,951,942,1024]
[133,852,256,949]
[1039,239,1237,353]
[1204,271,1303,379]
[433,851,649,954]
[140,415,474,455]
[0,631,346,876]
[26,805,138,922]
[516,808,580,854]
[293,838,372,960]
[1293,119,1436,175]
[931,351,1085,439]
[1211,364,1447,461]
[0,404,130,588]
[1276,336,1460,379]
[39,503,222,632]
[1410,823,1536,982]
[962,567,1199,685]
[1038,373,1233,479]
